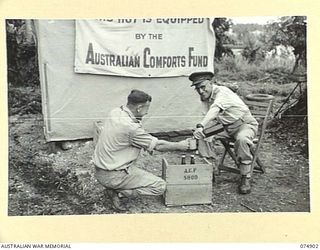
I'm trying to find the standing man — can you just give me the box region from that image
[93,89,190,212]
[190,72,258,194]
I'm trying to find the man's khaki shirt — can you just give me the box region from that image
[93,106,158,171]
[202,85,258,127]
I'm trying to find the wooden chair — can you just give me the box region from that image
[217,98,274,176]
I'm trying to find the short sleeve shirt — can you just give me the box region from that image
[93,106,158,171]
[202,85,258,126]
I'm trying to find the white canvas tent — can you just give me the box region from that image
[34,19,215,142]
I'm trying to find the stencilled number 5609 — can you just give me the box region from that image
[184,175,198,180]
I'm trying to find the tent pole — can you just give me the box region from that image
[43,63,52,133]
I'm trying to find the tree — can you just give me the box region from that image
[265,16,306,73]
[266,16,307,117]
[212,18,234,59]
[6,19,39,86]
[241,31,265,63]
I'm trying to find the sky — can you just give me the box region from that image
[230,16,280,24]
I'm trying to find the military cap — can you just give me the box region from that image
[189,71,214,86]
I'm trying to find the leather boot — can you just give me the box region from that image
[105,189,127,212]
[238,175,251,194]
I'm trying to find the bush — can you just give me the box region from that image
[6,20,39,87]
[261,53,295,73]
[8,86,42,115]
[215,55,265,81]
[215,52,295,83]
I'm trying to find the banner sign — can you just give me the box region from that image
[75,18,215,77]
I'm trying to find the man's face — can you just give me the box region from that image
[194,80,213,101]
[136,101,151,121]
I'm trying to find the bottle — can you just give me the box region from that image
[189,138,197,150]
[190,155,195,164]
[181,155,186,165]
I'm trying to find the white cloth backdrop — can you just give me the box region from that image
[35,19,215,141]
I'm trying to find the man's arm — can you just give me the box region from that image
[130,126,189,152]
[199,106,220,127]
[193,106,220,139]
[154,139,189,152]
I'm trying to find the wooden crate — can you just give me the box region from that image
[162,157,213,206]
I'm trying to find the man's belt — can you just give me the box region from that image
[222,118,244,131]
[95,165,130,173]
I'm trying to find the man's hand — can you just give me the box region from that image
[186,138,197,150]
[176,139,190,151]
[193,127,205,139]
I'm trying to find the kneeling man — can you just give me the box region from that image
[93,89,190,211]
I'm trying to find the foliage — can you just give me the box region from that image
[215,16,307,118]
[215,52,294,83]
[241,32,265,63]
[265,16,306,72]
[263,16,307,117]
[230,23,267,63]
[212,18,234,59]
[6,19,39,87]
[8,86,42,115]
[229,17,306,70]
